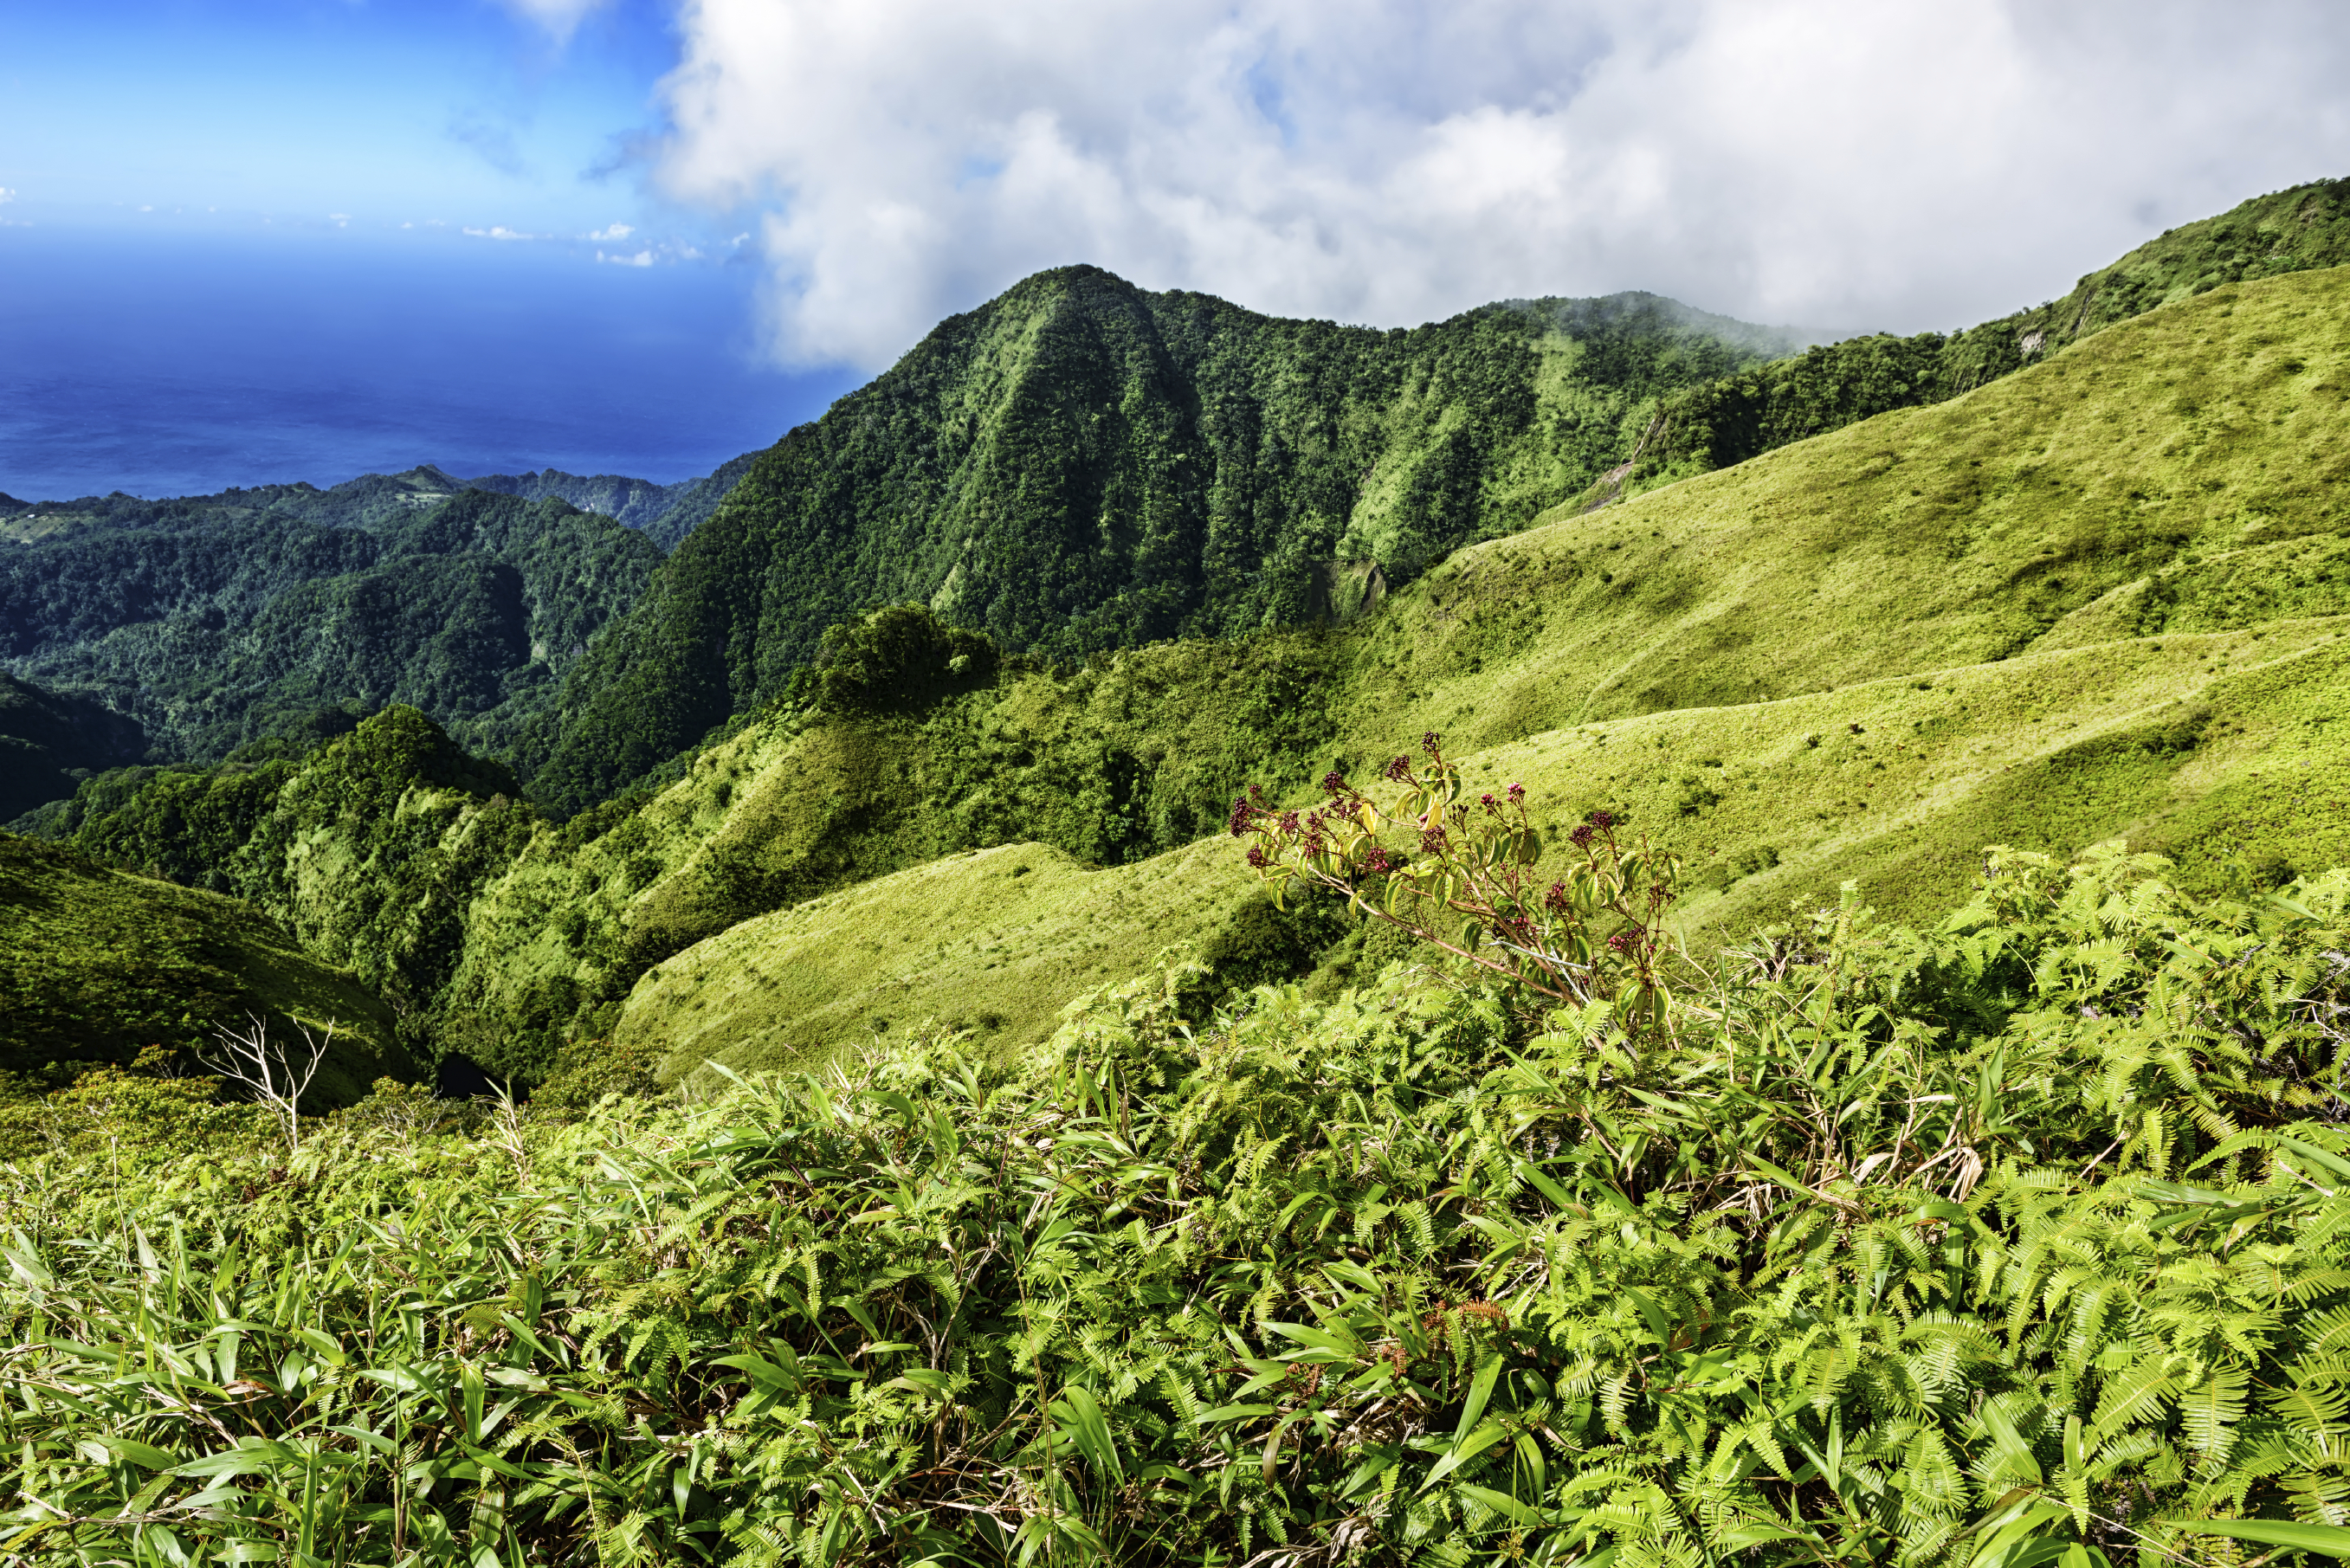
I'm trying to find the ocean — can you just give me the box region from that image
[0,226,859,503]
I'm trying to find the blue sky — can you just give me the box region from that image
[3,0,684,242]
[0,0,856,499]
[3,0,2347,500]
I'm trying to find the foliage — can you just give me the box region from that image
[6,852,2350,1564]
[1232,733,1682,1026]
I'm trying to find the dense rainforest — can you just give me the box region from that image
[4,176,2350,1565]
[2,479,663,766]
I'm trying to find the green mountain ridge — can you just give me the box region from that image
[462,452,759,549]
[14,180,2339,829]
[519,277,1825,811]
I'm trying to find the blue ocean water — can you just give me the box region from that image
[0,228,860,502]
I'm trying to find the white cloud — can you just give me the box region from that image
[462,224,539,241]
[0,188,14,204]
[653,0,2350,371]
[586,222,635,241]
[329,213,351,227]
[597,248,655,267]
[495,0,609,45]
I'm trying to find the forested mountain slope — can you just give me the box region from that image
[464,452,759,549]
[0,672,146,822]
[33,262,2348,1085]
[3,479,662,764]
[520,275,1818,810]
[0,834,402,1097]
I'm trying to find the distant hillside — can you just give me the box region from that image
[520,274,1818,812]
[2,477,662,769]
[462,451,758,549]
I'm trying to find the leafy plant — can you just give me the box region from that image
[1230,732,1683,1029]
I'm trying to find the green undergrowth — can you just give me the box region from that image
[0,834,401,1097]
[6,853,2350,1565]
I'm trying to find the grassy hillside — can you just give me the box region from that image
[606,266,2350,1080]
[520,275,1817,811]
[0,833,402,1099]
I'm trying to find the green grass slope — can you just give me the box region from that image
[1329,266,2349,757]
[612,839,1272,1081]
[0,834,403,1100]
[623,268,2350,1079]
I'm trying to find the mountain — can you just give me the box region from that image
[515,185,2350,817]
[520,274,1822,812]
[2,475,662,767]
[462,451,759,550]
[572,262,2350,1081]
[36,255,2348,1086]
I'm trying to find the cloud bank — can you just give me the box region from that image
[651,0,2350,371]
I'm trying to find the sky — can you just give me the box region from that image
[4,0,2348,498]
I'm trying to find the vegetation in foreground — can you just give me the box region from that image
[5,788,2349,1565]
[7,181,2350,1565]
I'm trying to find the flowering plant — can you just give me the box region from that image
[1228,732,1682,1033]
